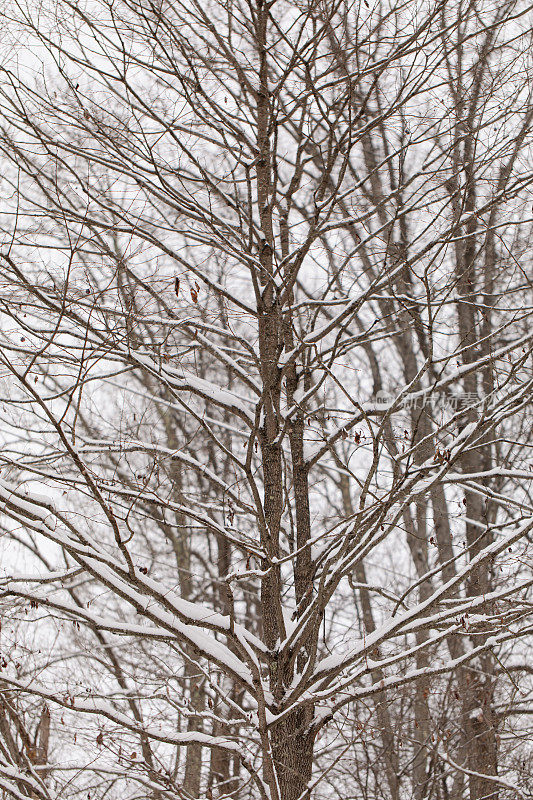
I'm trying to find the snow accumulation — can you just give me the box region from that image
[0,478,57,530]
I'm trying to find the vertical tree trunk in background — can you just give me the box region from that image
[452,92,499,800]
[162,410,205,798]
[340,474,401,800]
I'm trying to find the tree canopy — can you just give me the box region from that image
[0,1,532,799]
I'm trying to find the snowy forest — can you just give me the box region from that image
[0,0,532,798]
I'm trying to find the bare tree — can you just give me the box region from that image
[0,1,532,799]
